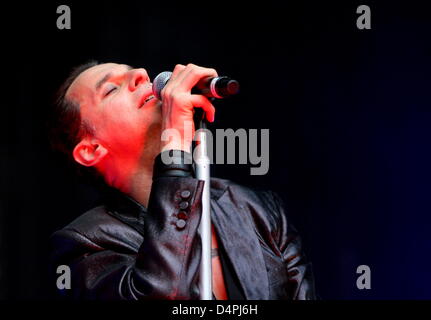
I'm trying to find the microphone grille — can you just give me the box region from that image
[152,71,172,100]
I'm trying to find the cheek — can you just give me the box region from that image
[97,100,162,147]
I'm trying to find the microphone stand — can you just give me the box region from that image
[193,108,212,300]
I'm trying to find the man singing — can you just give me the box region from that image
[50,61,316,300]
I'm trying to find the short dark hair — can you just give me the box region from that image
[50,61,102,183]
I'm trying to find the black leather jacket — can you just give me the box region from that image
[50,176,316,300]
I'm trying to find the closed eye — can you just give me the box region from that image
[104,85,118,97]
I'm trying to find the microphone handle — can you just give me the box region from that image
[192,77,239,99]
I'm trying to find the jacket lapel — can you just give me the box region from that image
[210,185,269,300]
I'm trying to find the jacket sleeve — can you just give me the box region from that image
[50,176,205,300]
[270,191,317,300]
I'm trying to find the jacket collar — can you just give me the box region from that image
[103,186,147,222]
[210,179,270,300]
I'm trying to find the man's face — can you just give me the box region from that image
[66,63,162,168]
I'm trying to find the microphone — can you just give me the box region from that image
[152,71,240,100]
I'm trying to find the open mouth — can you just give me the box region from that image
[139,95,155,108]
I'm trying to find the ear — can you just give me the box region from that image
[73,138,108,167]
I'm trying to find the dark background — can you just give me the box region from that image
[0,0,430,299]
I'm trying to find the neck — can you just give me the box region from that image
[100,156,154,208]
[126,167,153,208]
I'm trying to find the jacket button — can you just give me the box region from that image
[176,219,187,229]
[179,201,189,210]
[180,190,191,199]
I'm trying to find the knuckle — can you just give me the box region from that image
[189,68,199,77]
[168,90,176,100]
[174,64,185,71]
[199,66,216,77]
[162,87,171,99]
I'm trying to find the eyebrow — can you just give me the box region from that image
[95,73,112,92]
[95,65,133,92]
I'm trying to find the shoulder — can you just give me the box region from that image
[50,205,142,257]
[210,177,286,239]
[211,176,280,204]
[210,176,282,210]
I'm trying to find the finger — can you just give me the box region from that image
[170,64,186,80]
[176,63,218,92]
[161,64,186,98]
[190,94,216,122]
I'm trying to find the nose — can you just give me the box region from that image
[128,68,150,92]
